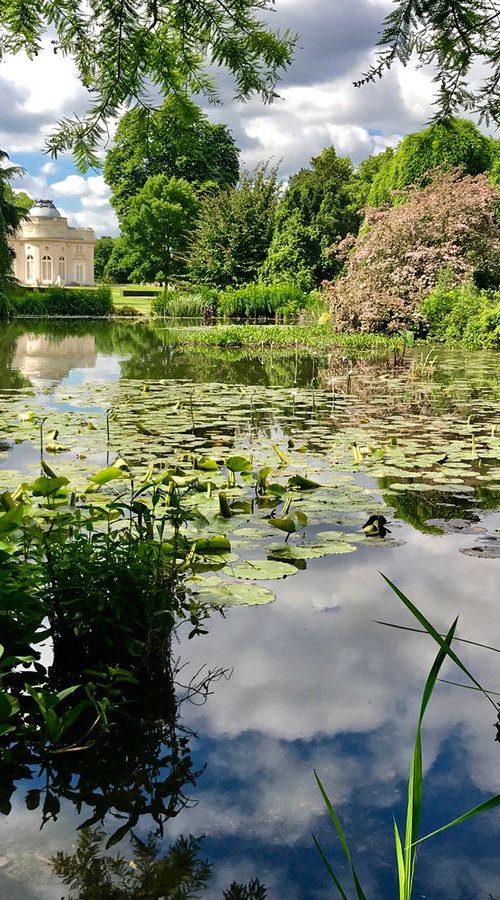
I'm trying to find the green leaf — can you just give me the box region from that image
[30,476,69,496]
[226,455,252,472]
[193,535,231,554]
[0,504,25,535]
[88,466,128,485]
[229,559,297,580]
[193,580,276,608]
[288,474,321,490]
[269,511,308,535]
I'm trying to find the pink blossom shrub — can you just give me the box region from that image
[325,170,500,332]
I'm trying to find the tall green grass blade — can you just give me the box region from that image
[402,618,458,897]
[312,833,350,900]
[374,620,500,655]
[393,819,405,900]
[438,678,500,696]
[382,575,497,708]
[413,793,500,847]
[314,771,367,900]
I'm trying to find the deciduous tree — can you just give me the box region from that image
[121,175,199,283]
[188,167,279,288]
[104,97,240,220]
[262,147,361,289]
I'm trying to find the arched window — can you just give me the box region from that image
[59,256,66,280]
[26,254,34,281]
[75,263,84,284]
[42,255,52,282]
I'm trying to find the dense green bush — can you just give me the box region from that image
[0,291,11,320]
[11,286,113,317]
[217,283,306,318]
[421,276,500,347]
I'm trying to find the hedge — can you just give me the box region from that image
[11,286,113,317]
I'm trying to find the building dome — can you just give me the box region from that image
[30,199,62,218]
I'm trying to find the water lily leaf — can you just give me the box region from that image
[196,457,219,471]
[288,474,321,490]
[195,581,276,608]
[88,466,128,485]
[269,511,308,535]
[229,559,297,580]
[193,535,231,554]
[29,476,69,497]
[226,455,252,473]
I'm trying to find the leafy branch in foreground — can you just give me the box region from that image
[314,576,500,899]
[0,0,295,169]
[357,1,500,126]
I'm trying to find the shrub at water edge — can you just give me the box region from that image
[421,276,500,347]
[11,285,113,317]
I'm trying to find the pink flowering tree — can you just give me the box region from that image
[325,170,500,332]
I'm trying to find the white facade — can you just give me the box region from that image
[10,199,95,287]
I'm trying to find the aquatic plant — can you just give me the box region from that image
[314,577,500,899]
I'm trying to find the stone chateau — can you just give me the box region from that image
[10,199,95,286]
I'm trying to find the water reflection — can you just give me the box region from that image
[12,335,97,388]
[2,322,500,898]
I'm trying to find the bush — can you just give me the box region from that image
[217,283,306,318]
[11,286,113,317]
[421,276,500,347]
[326,170,500,333]
[0,292,11,320]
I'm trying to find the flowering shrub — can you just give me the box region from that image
[325,171,500,333]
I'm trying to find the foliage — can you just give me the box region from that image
[188,167,279,288]
[2,0,295,170]
[0,150,25,291]
[167,323,398,351]
[262,147,361,289]
[52,830,212,899]
[358,1,500,125]
[94,236,115,281]
[315,576,500,900]
[103,238,135,284]
[104,97,240,220]
[11,285,113,317]
[152,288,217,318]
[421,275,500,348]
[351,148,395,209]
[120,176,200,283]
[217,282,307,318]
[366,119,492,206]
[0,291,10,320]
[326,170,500,333]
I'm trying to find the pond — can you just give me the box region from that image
[1,319,500,899]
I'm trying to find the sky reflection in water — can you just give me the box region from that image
[1,321,500,899]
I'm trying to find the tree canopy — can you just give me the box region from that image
[188,167,279,288]
[104,97,239,220]
[365,119,493,206]
[360,1,500,126]
[262,147,361,289]
[121,175,200,283]
[94,235,115,281]
[0,0,294,169]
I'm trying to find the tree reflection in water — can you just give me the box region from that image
[52,828,267,898]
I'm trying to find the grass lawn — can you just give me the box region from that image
[110,284,162,316]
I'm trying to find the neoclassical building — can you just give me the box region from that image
[10,199,95,286]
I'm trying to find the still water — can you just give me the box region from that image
[1,320,500,899]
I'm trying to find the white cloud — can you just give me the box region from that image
[50,174,119,236]
[41,161,57,175]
